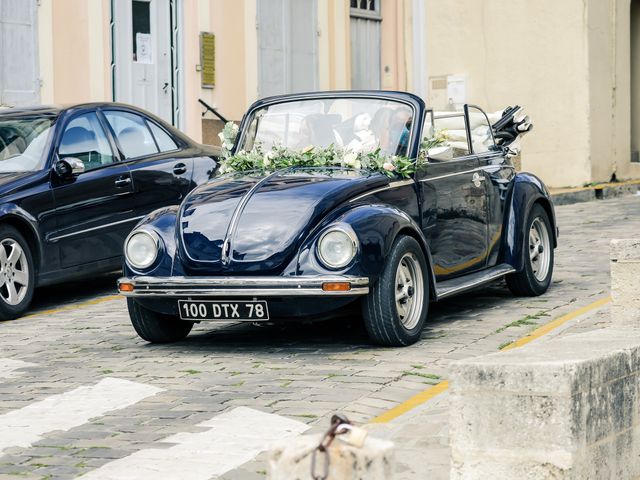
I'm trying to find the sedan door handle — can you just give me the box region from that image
[114,176,132,188]
[173,163,187,175]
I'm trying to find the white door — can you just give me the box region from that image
[112,0,172,123]
[350,0,381,90]
[258,0,318,98]
[0,0,40,106]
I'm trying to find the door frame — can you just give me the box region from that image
[109,0,185,130]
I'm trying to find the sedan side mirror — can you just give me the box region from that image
[54,157,85,179]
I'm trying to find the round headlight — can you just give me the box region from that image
[125,231,159,270]
[317,228,357,269]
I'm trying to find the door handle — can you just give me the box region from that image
[173,163,187,175]
[114,176,132,188]
[472,172,486,188]
[163,82,169,93]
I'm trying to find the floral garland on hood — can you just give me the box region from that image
[217,122,446,179]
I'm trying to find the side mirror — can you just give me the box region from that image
[54,157,85,179]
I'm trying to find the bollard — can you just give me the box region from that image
[268,432,394,479]
[610,239,640,325]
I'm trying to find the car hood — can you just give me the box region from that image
[177,168,389,274]
[0,171,39,194]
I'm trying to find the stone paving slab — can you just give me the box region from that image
[0,196,637,479]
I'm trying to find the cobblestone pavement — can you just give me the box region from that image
[0,195,638,479]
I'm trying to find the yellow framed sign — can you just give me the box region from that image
[200,32,215,88]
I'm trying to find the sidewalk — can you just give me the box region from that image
[550,179,640,205]
[369,303,612,480]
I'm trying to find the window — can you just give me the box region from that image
[132,0,151,63]
[0,116,53,172]
[59,113,115,171]
[104,111,158,159]
[147,121,178,152]
[421,113,470,161]
[465,106,496,154]
[351,0,377,12]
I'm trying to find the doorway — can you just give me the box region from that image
[111,0,180,125]
[350,0,381,90]
[257,0,318,98]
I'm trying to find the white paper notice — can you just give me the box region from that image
[136,33,152,64]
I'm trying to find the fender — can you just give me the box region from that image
[0,204,44,271]
[500,172,558,272]
[293,204,438,299]
[123,206,179,278]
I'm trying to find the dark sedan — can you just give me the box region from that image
[0,103,219,319]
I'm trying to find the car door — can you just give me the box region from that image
[466,105,516,268]
[102,110,193,218]
[50,111,136,268]
[417,111,490,281]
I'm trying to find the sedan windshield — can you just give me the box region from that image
[240,98,414,156]
[0,117,53,172]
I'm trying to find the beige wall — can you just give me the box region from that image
[380,0,411,91]
[318,0,351,90]
[424,0,593,187]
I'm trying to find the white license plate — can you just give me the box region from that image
[178,300,270,321]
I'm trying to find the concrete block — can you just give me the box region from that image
[450,327,640,480]
[610,239,640,325]
[268,433,394,480]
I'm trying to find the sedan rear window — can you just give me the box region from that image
[0,117,53,172]
[105,111,158,159]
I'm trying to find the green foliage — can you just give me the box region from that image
[217,120,449,179]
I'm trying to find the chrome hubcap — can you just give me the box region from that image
[0,239,28,306]
[529,217,550,282]
[395,253,424,330]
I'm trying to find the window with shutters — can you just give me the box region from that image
[0,0,40,106]
[349,0,381,90]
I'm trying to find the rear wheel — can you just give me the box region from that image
[127,299,194,343]
[0,225,35,320]
[363,235,429,346]
[506,204,554,296]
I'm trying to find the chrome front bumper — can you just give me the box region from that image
[118,275,370,297]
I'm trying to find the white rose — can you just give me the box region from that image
[263,150,277,166]
[231,123,239,132]
[353,159,362,170]
[343,152,358,167]
[218,132,225,143]
[383,162,396,172]
[301,145,314,154]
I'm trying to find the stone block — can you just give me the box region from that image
[450,327,640,480]
[610,239,640,325]
[268,433,394,480]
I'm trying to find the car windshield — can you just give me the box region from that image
[0,117,54,172]
[240,98,414,156]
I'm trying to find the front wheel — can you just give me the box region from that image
[506,204,554,296]
[127,299,194,343]
[0,225,35,320]
[363,235,429,347]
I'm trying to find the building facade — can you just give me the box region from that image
[0,0,639,188]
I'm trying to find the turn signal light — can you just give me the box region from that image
[322,282,351,292]
[118,282,135,293]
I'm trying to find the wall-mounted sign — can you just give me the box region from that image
[136,33,152,64]
[200,32,215,88]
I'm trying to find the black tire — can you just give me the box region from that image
[127,298,194,343]
[506,204,554,296]
[362,235,429,347]
[0,225,35,320]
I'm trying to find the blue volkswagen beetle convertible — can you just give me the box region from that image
[118,91,556,347]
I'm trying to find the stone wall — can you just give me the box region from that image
[449,327,640,479]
